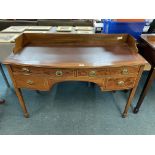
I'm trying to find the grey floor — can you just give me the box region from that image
[0,65,155,135]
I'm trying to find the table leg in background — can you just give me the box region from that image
[134,67,155,113]
[0,63,10,88]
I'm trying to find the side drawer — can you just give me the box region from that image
[107,66,140,76]
[77,68,107,77]
[12,66,44,74]
[13,74,49,90]
[105,77,137,90]
[11,66,75,78]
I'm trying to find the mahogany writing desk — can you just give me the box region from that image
[134,34,155,113]
[3,33,147,118]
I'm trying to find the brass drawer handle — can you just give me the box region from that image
[56,70,63,77]
[122,68,128,75]
[26,80,34,85]
[117,81,125,86]
[22,67,30,72]
[89,71,96,77]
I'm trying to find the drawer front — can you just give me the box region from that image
[107,66,140,76]
[12,66,74,78]
[77,66,139,78]
[44,69,74,78]
[105,77,137,90]
[77,69,107,77]
[14,74,49,90]
[12,66,43,74]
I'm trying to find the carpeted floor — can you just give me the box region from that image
[0,65,155,135]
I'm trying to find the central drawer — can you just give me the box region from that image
[43,68,74,78]
[77,68,107,77]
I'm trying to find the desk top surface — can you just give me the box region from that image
[4,44,146,68]
[4,33,147,68]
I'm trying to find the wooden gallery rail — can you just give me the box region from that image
[3,33,147,118]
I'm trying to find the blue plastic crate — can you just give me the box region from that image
[102,19,146,39]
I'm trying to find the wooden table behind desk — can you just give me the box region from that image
[134,34,155,113]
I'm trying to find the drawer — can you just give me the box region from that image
[44,69,74,78]
[77,68,107,77]
[105,77,137,90]
[14,74,49,90]
[11,66,74,78]
[12,66,46,74]
[107,66,140,76]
